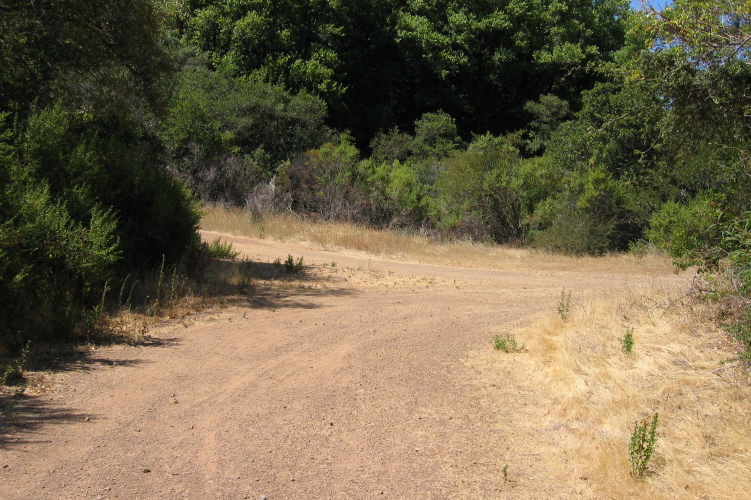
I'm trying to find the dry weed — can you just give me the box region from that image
[518,284,751,499]
[201,205,677,275]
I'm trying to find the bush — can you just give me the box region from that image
[206,238,240,260]
[277,134,362,221]
[0,166,120,348]
[532,197,613,255]
[493,333,525,353]
[0,102,201,352]
[161,62,331,204]
[629,413,658,478]
[647,194,724,269]
[433,134,526,243]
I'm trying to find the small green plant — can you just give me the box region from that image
[207,238,240,260]
[237,276,252,293]
[331,261,337,267]
[284,254,304,274]
[620,326,635,354]
[2,340,31,386]
[557,287,572,320]
[629,412,658,478]
[493,333,525,353]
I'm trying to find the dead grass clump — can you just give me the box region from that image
[520,285,751,499]
[200,205,677,275]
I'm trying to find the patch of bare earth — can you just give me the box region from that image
[0,233,689,499]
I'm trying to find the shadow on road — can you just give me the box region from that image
[0,258,357,443]
[203,259,360,311]
[0,394,92,448]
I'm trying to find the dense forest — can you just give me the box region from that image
[2,0,751,354]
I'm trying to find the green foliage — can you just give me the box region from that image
[0,155,120,344]
[531,73,670,254]
[638,1,751,267]
[533,196,615,255]
[175,0,630,147]
[716,213,751,360]
[493,333,526,353]
[720,213,751,292]
[0,0,173,117]
[2,341,31,386]
[620,327,635,354]
[629,413,659,478]
[272,255,304,275]
[523,94,571,155]
[161,58,330,203]
[206,238,240,260]
[370,128,413,165]
[641,0,751,143]
[410,111,463,160]
[726,309,751,362]
[647,195,724,269]
[433,134,526,242]
[284,255,305,274]
[0,1,202,353]
[557,288,572,321]
[277,134,363,221]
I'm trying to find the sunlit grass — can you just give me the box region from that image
[200,204,677,275]
[508,285,751,499]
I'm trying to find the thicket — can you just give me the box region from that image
[0,0,201,355]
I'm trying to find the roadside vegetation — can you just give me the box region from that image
[484,283,751,498]
[2,1,751,489]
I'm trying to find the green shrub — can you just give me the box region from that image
[161,63,331,204]
[0,102,201,353]
[493,333,525,353]
[620,327,634,354]
[647,195,724,269]
[433,134,525,243]
[557,288,572,320]
[284,255,304,274]
[629,413,658,478]
[2,341,31,386]
[207,238,240,260]
[533,198,613,255]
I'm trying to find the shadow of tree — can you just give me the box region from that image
[199,259,359,310]
[0,257,358,442]
[0,394,91,448]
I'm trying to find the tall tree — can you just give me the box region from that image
[176,0,630,146]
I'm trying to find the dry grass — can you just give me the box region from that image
[201,205,677,275]
[511,284,751,499]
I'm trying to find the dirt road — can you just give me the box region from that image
[0,233,689,499]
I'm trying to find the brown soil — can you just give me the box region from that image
[0,232,689,499]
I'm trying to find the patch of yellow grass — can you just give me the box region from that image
[201,205,677,275]
[516,285,751,499]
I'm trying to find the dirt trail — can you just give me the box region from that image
[0,233,689,499]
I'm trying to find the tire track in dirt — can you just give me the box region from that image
[0,235,689,499]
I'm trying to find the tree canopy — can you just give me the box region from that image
[175,0,630,146]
